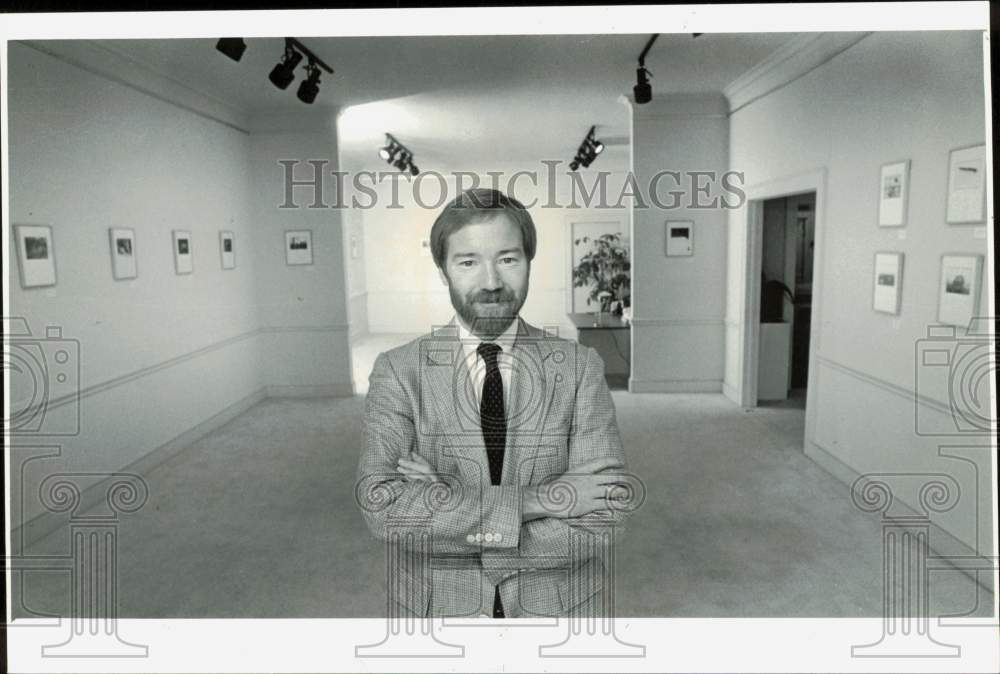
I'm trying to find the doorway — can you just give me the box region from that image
[758,192,815,406]
[737,169,825,428]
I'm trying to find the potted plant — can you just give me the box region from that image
[572,232,631,325]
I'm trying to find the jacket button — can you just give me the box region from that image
[494,532,502,542]
[484,533,494,542]
[475,532,483,542]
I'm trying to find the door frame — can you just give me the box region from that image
[739,169,826,431]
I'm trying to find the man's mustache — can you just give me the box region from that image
[471,290,516,303]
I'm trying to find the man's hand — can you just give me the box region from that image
[521,457,628,521]
[396,451,441,483]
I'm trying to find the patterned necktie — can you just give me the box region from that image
[477,342,506,486]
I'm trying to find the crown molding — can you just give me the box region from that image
[631,91,729,119]
[18,39,251,134]
[724,32,872,114]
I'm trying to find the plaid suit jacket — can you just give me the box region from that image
[357,317,631,618]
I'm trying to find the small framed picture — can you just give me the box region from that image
[872,251,903,315]
[878,160,909,227]
[109,227,137,280]
[173,229,193,274]
[946,144,986,224]
[938,254,983,327]
[665,220,693,257]
[285,229,313,265]
[220,230,235,270]
[15,224,57,288]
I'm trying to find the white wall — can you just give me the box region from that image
[247,120,353,396]
[725,31,991,556]
[630,93,730,392]
[8,42,262,525]
[8,44,355,533]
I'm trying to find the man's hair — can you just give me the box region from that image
[430,188,537,270]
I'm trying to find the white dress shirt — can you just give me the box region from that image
[455,315,518,408]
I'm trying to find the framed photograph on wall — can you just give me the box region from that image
[15,224,57,288]
[220,230,235,270]
[109,227,137,280]
[945,144,986,224]
[937,254,983,327]
[173,229,193,274]
[872,251,903,314]
[665,220,693,257]
[877,160,909,227]
[285,229,313,265]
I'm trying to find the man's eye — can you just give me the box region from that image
[458,260,475,268]
[500,257,517,264]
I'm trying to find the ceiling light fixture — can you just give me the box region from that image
[262,38,334,102]
[216,38,247,62]
[633,33,658,105]
[569,126,604,171]
[379,133,420,175]
[297,62,322,104]
[269,41,304,90]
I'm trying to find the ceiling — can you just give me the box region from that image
[102,33,799,171]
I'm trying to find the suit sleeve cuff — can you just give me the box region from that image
[479,485,521,549]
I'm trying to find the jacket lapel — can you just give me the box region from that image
[505,318,557,486]
[420,324,491,488]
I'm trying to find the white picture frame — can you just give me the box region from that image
[285,229,313,265]
[877,160,909,227]
[872,251,903,315]
[15,224,57,288]
[220,230,235,270]
[665,220,693,257]
[109,227,137,280]
[945,144,986,224]
[173,229,193,274]
[937,254,983,327]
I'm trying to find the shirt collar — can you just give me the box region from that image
[455,314,520,354]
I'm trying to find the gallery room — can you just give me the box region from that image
[5,18,994,629]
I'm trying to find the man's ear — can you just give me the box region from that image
[436,264,449,287]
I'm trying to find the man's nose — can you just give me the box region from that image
[481,263,502,291]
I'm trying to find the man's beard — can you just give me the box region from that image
[450,284,524,340]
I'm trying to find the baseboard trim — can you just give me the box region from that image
[721,380,740,404]
[629,378,723,393]
[14,386,268,548]
[265,383,355,398]
[805,439,994,593]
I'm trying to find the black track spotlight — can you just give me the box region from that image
[380,134,419,174]
[632,34,659,105]
[569,126,604,171]
[297,62,322,104]
[378,134,399,161]
[216,38,247,62]
[633,67,652,104]
[269,41,304,90]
